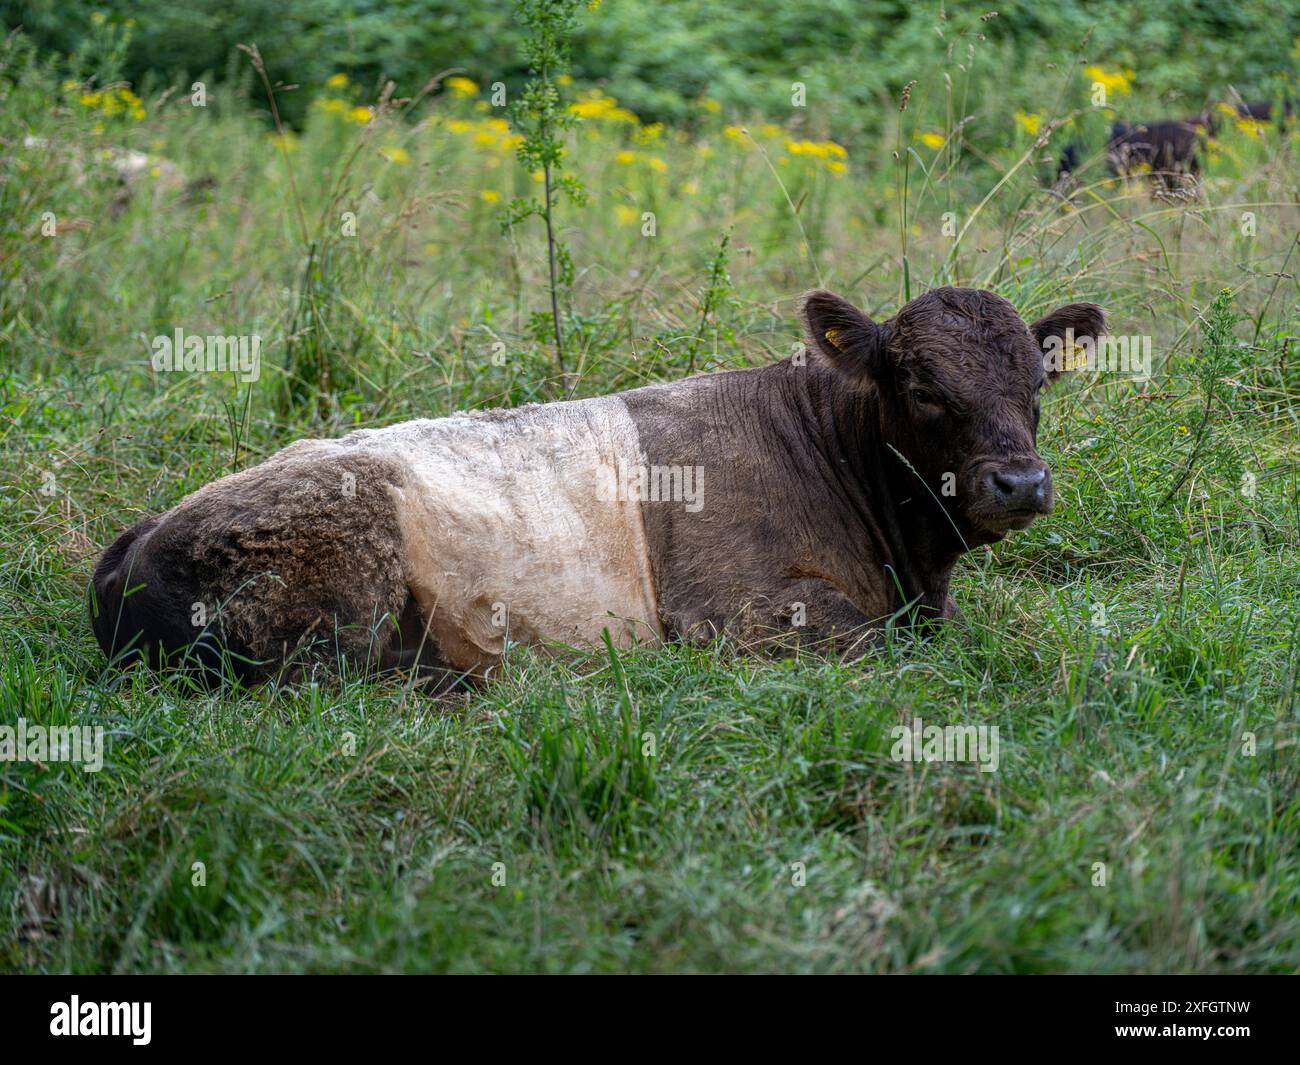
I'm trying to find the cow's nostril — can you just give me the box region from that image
[987,465,1050,510]
[1028,467,1049,505]
[991,471,1016,500]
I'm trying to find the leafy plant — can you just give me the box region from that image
[1164,289,1248,505]
[501,0,589,394]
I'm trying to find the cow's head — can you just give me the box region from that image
[802,286,1105,542]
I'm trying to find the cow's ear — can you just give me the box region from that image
[1030,302,1106,383]
[801,289,886,384]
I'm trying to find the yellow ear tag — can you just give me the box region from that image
[823,328,844,351]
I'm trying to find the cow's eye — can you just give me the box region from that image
[910,387,944,410]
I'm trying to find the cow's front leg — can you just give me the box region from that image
[766,578,885,660]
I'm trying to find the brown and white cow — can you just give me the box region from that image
[90,287,1105,684]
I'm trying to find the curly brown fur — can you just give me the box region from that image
[91,443,437,683]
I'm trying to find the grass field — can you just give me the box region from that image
[2,20,1300,973]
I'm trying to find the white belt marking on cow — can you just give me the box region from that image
[339,395,663,671]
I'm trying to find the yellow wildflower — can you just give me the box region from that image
[446,76,480,96]
[785,139,844,159]
[635,122,664,145]
[1083,65,1133,96]
[1014,110,1042,136]
[77,86,146,121]
[568,89,638,123]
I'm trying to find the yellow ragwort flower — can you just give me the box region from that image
[446,76,480,96]
[568,90,638,123]
[635,122,664,145]
[1014,110,1042,136]
[1083,65,1133,96]
[78,86,146,121]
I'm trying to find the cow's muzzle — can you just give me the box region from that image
[978,459,1053,530]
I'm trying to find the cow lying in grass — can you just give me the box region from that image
[19,135,213,218]
[90,287,1106,685]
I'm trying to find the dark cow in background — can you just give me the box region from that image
[1229,98,1294,124]
[90,287,1106,686]
[1056,96,1292,192]
[1104,115,1208,188]
[1055,116,1207,191]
